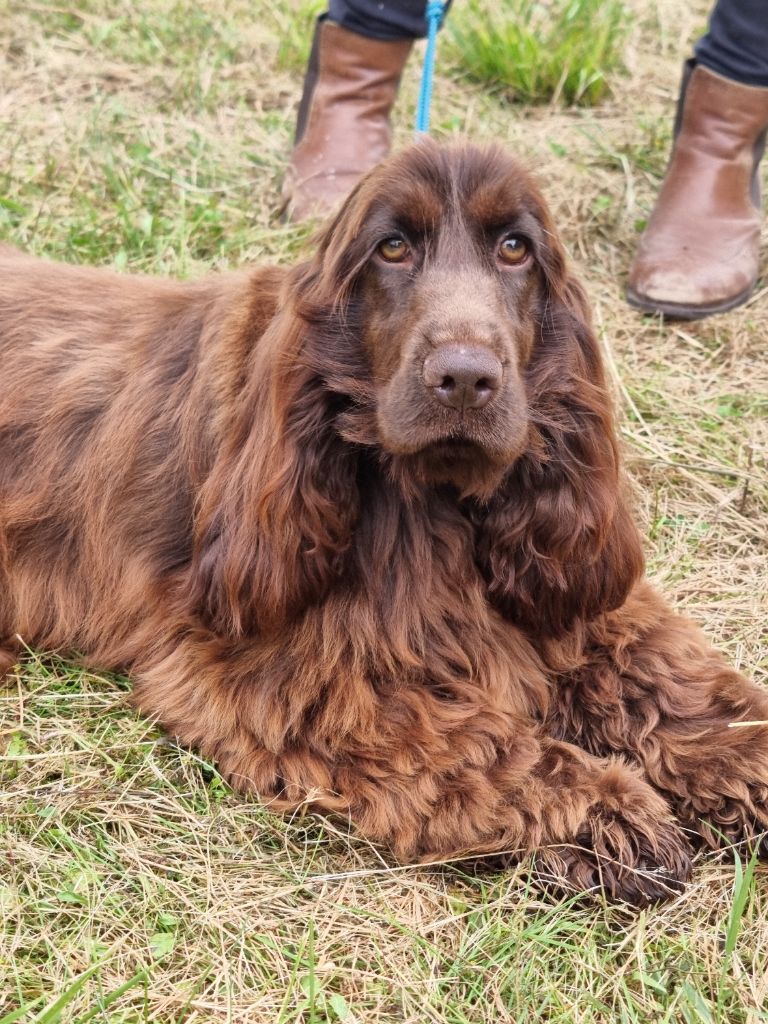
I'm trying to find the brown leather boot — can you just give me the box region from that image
[282,19,413,222]
[627,61,768,319]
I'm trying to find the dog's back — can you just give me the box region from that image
[0,248,285,666]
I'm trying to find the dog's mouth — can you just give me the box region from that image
[389,425,523,469]
[420,423,524,465]
[401,434,511,498]
[419,434,505,478]
[423,436,483,459]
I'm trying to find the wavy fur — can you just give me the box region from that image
[1,143,767,905]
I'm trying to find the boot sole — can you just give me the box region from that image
[626,283,756,321]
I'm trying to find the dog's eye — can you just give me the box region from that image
[377,237,410,263]
[498,235,530,266]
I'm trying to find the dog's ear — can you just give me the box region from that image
[192,281,360,637]
[476,270,644,637]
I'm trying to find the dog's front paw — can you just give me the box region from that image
[535,805,693,906]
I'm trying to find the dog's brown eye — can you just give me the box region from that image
[498,235,529,266]
[377,237,410,263]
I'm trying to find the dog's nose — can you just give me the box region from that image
[423,347,503,411]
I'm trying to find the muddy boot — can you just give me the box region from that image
[281,19,413,222]
[627,61,768,319]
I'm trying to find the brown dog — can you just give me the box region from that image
[1,141,766,904]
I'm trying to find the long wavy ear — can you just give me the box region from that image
[476,270,644,637]
[191,268,361,638]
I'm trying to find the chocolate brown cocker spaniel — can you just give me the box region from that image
[1,142,766,904]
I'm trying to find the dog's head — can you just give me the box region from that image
[299,139,578,496]
[196,141,643,637]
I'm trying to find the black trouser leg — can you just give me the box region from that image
[694,0,768,87]
[327,0,451,41]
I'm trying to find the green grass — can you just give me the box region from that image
[446,0,631,106]
[1,0,767,1020]
[272,0,326,75]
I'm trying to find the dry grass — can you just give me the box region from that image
[1,0,767,1020]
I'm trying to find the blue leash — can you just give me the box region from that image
[415,1,447,134]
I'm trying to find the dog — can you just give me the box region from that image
[1,140,766,904]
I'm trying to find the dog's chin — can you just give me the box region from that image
[386,434,523,499]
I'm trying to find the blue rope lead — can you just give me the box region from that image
[415,1,446,134]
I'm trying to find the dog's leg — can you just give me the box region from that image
[546,581,768,854]
[0,640,17,678]
[0,560,18,678]
[130,633,692,904]
[0,595,18,677]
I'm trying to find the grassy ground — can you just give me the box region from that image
[1,0,767,1020]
